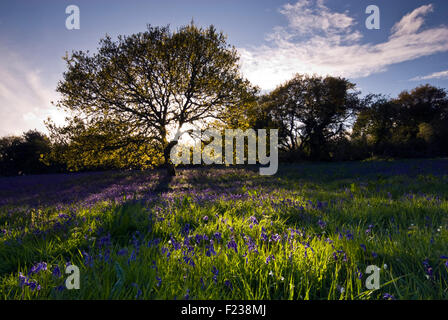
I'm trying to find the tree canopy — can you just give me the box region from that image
[260,74,361,160]
[51,23,256,174]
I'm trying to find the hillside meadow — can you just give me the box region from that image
[0,159,447,299]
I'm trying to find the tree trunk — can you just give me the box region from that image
[163,140,178,176]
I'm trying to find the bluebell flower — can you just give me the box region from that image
[98,233,111,248]
[128,250,136,264]
[383,293,395,300]
[131,283,142,299]
[333,252,338,261]
[213,232,222,241]
[423,259,433,279]
[357,268,363,279]
[265,255,275,264]
[156,276,162,287]
[27,280,41,291]
[248,216,259,225]
[261,232,268,242]
[19,273,41,291]
[200,277,205,290]
[183,255,195,267]
[227,239,238,253]
[212,266,219,282]
[55,285,65,292]
[182,223,190,236]
[52,265,61,278]
[317,219,327,229]
[19,272,27,286]
[29,262,47,275]
[117,249,128,256]
[195,234,204,243]
[441,256,448,268]
[224,280,233,291]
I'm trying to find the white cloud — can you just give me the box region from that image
[0,46,65,137]
[410,70,448,81]
[239,1,448,91]
[390,4,433,38]
[278,0,355,37]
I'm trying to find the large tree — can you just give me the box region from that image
[53,23,255,174]
[0,130,52,176]
[352,95,399,156]
[352,85,448,157]
[392,85,448,156]
[264,74,361,160]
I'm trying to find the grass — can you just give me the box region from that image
[0,159,447,300]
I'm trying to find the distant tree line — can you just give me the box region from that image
[0,130,57,176]
[1,24,448,176]
[231,76,448,163]
[2,80,447,176]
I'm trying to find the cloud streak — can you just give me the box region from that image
[239,1,448,91]
[410,70,448,81]
[0,46,65,136]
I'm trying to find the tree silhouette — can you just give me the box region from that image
[53,23,256,175]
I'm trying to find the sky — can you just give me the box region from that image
[0,0,448,136]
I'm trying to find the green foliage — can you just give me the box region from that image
[0,130,54,176]
[245,74,362,161]
[353,85,448,158]
[105,203,151,243]
[51,23,256,172]
[1,161,447,299]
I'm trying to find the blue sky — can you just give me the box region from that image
[1,0,448,135]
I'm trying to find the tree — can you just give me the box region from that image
[53,23,256,175]
[351,85,448,158]
[352,95,399,156]
[392,85,448,156]
[264,74,361,160]
[0,130,52,176]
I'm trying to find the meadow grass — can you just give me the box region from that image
[0,159,447,299]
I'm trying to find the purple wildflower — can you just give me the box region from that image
[317,219,327,229]
[357,268,363,279]
[265,255,275,264]
[200,277,205,290]
[18,272,41,291]
[131,283,142,299]
[423,259,433,279]
[261,231,268,242]
[213,232,222,242]
[128,250,136,264]
[156,276,162,287]
[383,293,395,300]
[227,239,238,253]
[248,216,259,225]
[224,280,233,291]
[117,249,128,256]
[29,262,47,275]
[441,256,448,268]
[98,234,111,248]
[52,265,61,278]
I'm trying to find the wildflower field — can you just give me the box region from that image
[0,159,447,300]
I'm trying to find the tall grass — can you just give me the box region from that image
[0,159,447,299]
